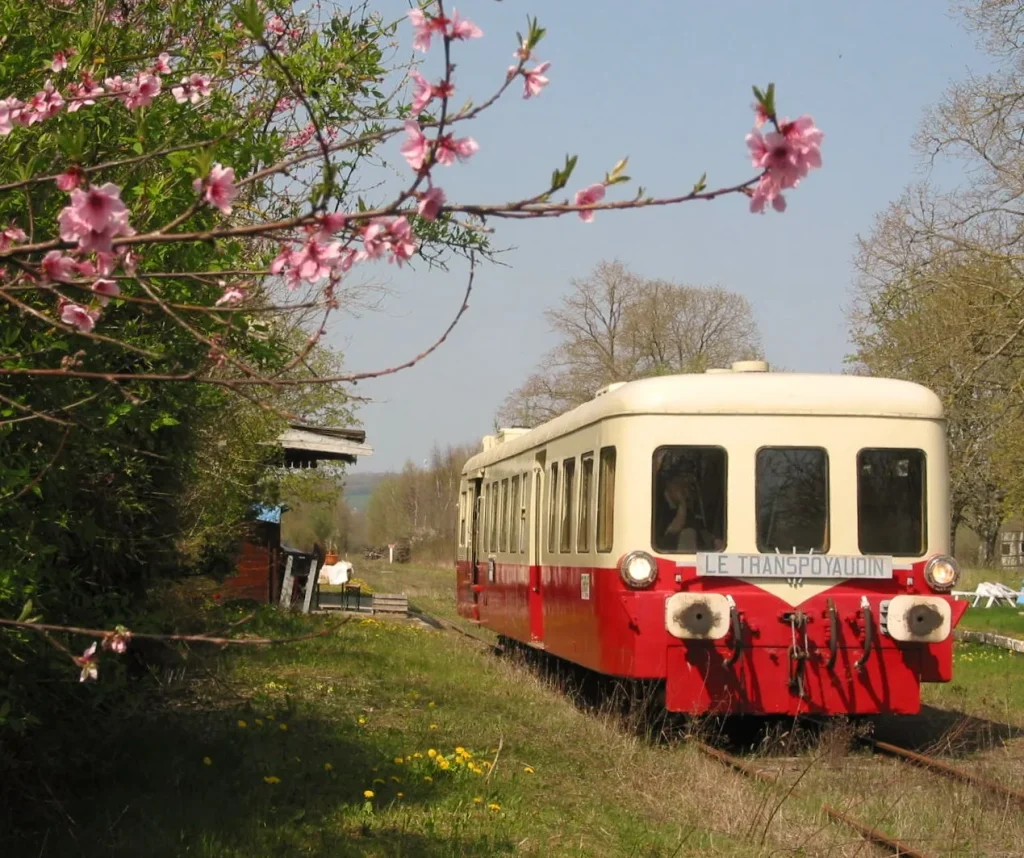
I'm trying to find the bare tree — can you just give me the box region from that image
[497,260,763,427]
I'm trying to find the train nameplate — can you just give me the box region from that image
[695,553,893,580]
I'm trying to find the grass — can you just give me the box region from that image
[8,560,1024,858]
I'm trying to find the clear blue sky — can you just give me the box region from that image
[334,0,988,473]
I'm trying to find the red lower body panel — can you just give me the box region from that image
[454,559,965,716]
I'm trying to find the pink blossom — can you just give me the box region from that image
[408,8,443,52]
[42,251,77,282]
[75,641,99,681]
[417,186,445,221]
[24,81,64,125]
[172,73,213,104]
[272,238,343,289]
[401,121,430,170]
[215,285,247,306]
[313,212,346,241]
[410,72,433,113]
[56,167,84,191]
[514,40,532,62]
[0,225,26,251]
[574,183,606,222]
[747,116,823,188]
[0,97,25,135]
[387,216,416,265]
[104,75,129,104]
[193,164,237,215]
[121,249,138,276]
[91,278,121,306]
[102,627,132,654]
[67,74,104,112]
[361,216,417,264]
[52,51,72,72]
[434,132,478,166]
[58,183,134,253]
[520,62,550,99]
[61,302,100,334]
[124,72,161,109]
[267,15,287,35]
[448,9,482,40]
[66,183,129,232]
[154,52,172,74]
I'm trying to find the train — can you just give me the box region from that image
[454,361,968,716]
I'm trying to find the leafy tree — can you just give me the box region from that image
[497,260,764,427]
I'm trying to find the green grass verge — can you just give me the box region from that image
[9,560,1024,858]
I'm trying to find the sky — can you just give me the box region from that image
[332,0,992,474]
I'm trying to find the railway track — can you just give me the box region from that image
[423,612,1022,856]
[694,740,934,858]
[799,714,1024,809]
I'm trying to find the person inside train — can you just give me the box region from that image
[658,471,724,552]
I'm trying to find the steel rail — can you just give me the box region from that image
[694,740,935,858]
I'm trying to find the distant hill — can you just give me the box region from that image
[343,471,390,511]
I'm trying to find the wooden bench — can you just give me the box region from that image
[372,593,409,616]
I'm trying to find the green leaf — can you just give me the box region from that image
[17,599,34,622]
[692,172,707,194]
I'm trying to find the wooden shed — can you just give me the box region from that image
[214,424,372,603]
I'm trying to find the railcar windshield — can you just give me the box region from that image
[652,446,727,553]
[756,447,829,553]
[857,448,926,556]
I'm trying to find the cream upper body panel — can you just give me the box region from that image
[459,371,948,590]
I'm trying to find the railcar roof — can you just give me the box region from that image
[463,372,944,473]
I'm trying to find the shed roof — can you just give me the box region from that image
[274,423,373,465]
[464,371,943,473]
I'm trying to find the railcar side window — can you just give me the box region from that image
[597,447,616,553]
[578,453,594,552]
[489,480,499,552]
[509,475,521,554]
[520,472,530,553]
[858,449,926,556]
[499,479,510,552]
[547,462,559,554]
[459,491,466,546]
[560,457,576,552]
[652,446,727,553]
[756,447,829,553]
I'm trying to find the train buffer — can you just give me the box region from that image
[371,593,409,617]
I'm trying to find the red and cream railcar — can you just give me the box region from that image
[454,361,968,716]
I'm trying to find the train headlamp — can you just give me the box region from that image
[924,554,960,592]
[619,551,658,589]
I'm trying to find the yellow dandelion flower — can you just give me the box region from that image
[427,749,437,758]
[203,756,213,766]
[473,797,483,804]
[237,720,247,728]
[455,746,466,754]
[397,792,404,798]
[279,723,288,731]
[358,717,367,725]
[324,763,334,772]
[412,752,422,759]
[523,766,535,774]
[263,776,281,784]
[463,751,473,759]
[405,755,412,762]
[363,789,375,799]
[428,701,436,708]
[429,724,438,730]
[488,803,501,812]
[423,775,433,783]
[438,760,450,770]
[393,757,404,765]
